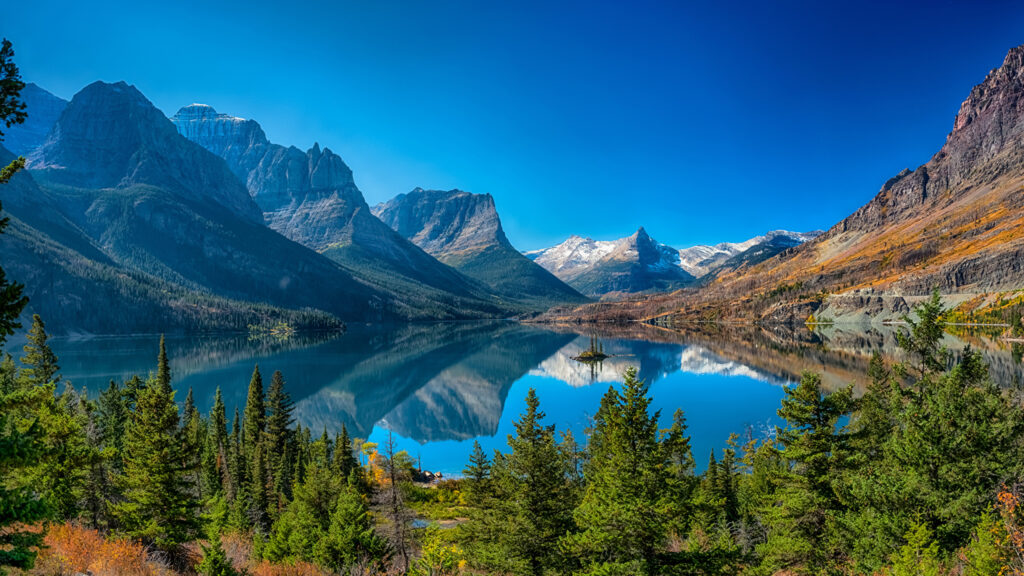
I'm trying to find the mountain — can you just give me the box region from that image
[677,230,821,278]
[371,188,587,309]
[2,83,67,156]
[530,229,820,294]
[527,228,693,296]
[171,105,511,319]
[544,44,1024,324]
[4,81,393,333]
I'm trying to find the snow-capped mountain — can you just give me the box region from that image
[525,227,694,296]
[677,230,822,277]
[526,229,821,297]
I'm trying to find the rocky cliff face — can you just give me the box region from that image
[373,188,587,308]
[8,82,392,330]
[171,104,367,243]
[2,83,67,156]
[171,105,515,318]
[30,82,262,222]
[837,46,1024,236]
[373,188,509,255]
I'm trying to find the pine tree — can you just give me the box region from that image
[756,372,855,574]
[242,365,265,475]
[333,424,357,481]
[0,41,46,575]
[115,347,199,558]
[19,315,59,388]
[18,317,87,521]
[228,407,243,500]
[463,440,492,500]
[265,370,293,509]
[481,388,573,576]
[564,367,668,574]
[316,487,387,573]
[156,335,171,390]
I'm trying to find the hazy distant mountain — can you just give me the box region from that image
[171,105,513,319]
[372,188,587,309]
[2,83,67,156]
[527,228,819,297]
[5,81,388,333]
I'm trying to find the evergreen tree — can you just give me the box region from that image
[463,440,492,502]
[265,370,293,509]
[333,424,357,482]
[156,335,171,390]
[0,47,44,570]
[19,315,59,388]
[757,372,855,574]
[19,316,87,521]
[316,487,387,573]
[242,365,265,473]
[97,380,128,467]
[477,388,573,576]
[115,349,199,558]
[564,368,669,574]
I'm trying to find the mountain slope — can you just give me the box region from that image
[372,188,587,309]
[171,105,510,318]
[3,83,67,156]
[526,228,694,297]
[544,44,1024,323]
[11,81,392,331]
[0,145,341,334]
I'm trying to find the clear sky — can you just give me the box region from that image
[6,0,1024,250]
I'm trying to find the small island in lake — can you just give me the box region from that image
[572,335,609,363]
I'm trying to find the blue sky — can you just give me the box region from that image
[6,0,1024,250]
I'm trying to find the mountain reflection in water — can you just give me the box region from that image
[43,321,1023,473]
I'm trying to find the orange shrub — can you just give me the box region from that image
[34,523,174,576]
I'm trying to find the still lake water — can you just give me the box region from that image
[42,321,1024,475]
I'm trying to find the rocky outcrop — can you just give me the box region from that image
[373,188,586,308]
[171,104,365,245]
[30,82,262,222]
[2,83,67,156]
[171,106,510,318]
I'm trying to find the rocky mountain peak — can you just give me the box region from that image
[835,43,1024,235]
[372,188,510,255]
[29,81,262,221]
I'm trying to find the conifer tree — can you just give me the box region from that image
[316,487,387,573]
[156,335,171,390]
[333,424,357,481]
[756,372,855,574]
[242,365,265,473]
[265,370,293,507]
[115,353,199,558]
[564,368,668,574]
[18,316,87,521]
[20,315,59,388]
[0,42,47,574]
[463,440,491,501]
[482,388,572,576]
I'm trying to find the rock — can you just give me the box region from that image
[2,83,67,155]
[373,188,587,308]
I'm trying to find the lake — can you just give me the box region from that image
[35,321,1024,475]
